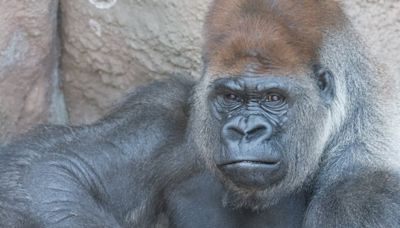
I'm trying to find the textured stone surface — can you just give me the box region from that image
[0,0,66,142]
[343,0,400,79]
[60,0,210,123]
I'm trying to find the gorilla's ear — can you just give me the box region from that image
[313,65,335,105]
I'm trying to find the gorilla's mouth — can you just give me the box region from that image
[217,160,283,189]
[221,160,280,166]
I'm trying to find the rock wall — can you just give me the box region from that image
[60,0,209,123]
[0,0,399,140]
[0,0,66,142]
[343,0,400,78]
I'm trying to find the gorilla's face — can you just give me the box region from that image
[191,66,335,208]
[209,76,291,189]
[192,0,341,210]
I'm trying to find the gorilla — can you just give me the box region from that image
[1,0,400,227]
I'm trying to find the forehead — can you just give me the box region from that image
[209,74,310,94]
[211,76,291,90]
[204,0,344,78]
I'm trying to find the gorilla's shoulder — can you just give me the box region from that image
[106,75,196,120]
[331,168,400,200]
[124,75,196,107]
[1,74,196,157]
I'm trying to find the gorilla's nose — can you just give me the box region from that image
[222,115,273,142]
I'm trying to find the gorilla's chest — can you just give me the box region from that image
[166,172,307,228]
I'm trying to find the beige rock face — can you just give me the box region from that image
[0,0,66,142]
[60,0,210,123]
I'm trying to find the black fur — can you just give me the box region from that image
[0,76,198,227]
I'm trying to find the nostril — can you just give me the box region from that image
[230,127,245,135]
[246,126,267,136]
[225,126,245,141]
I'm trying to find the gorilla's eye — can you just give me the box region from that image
[224,93,242,102]
[265,94,284,103]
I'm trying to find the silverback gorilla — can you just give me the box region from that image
[1,0,400,227]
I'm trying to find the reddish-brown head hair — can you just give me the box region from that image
[204,0,345,76]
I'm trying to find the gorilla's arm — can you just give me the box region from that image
[304,142,400,227]
[305,168,400,227]
[0,77,197,227]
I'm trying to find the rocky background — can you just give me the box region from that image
[0,0,399,142]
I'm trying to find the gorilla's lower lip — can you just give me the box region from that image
[217,161,283,189]
[220,161,281,172]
